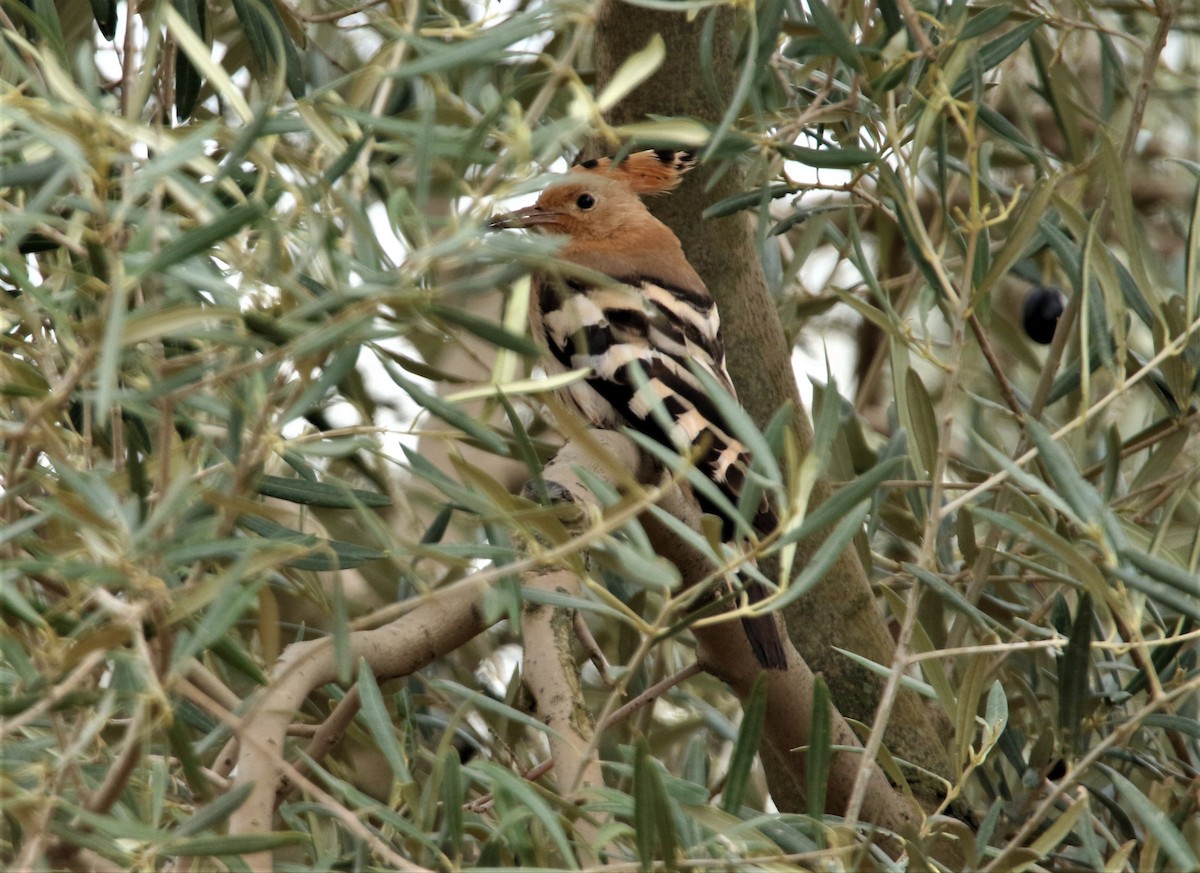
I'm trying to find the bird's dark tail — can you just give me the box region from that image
[741,580,787,669]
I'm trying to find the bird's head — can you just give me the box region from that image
[488,177,654,243]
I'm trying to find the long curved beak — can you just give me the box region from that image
[487,206,561,230]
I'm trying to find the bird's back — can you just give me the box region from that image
[496,150,788,668]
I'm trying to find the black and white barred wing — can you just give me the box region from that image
[535,272,787,669]
[536,274,775,537]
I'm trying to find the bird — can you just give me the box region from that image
[490,149,787,670]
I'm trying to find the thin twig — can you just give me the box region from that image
[983,674,1200,871]
[292,0,389,23]
[83,703,147,817]
[0,650,107,739]
[178,679,436,873]
[284,685,364,803]
[894,0,937,59]
[599,663,703,730]
[967,312,1026,422]
[944,309,1200,518]
[1121,0,1183,164]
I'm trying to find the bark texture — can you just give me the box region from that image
[593,0,953,808]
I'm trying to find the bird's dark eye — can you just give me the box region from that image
[576,193,595,210]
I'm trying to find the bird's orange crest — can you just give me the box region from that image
[570,149,695,196]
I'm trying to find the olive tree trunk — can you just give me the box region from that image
[593,0,953,810]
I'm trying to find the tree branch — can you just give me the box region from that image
[226,580,492,869]
[221,428,923,866]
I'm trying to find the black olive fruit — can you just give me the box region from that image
[1023,285,1066,345]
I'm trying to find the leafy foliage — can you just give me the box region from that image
[2,0,1199,870]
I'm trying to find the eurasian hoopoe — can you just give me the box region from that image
[491,149,787,670]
